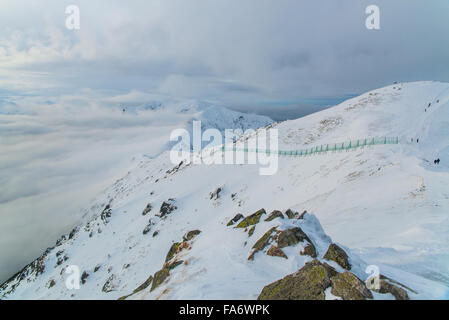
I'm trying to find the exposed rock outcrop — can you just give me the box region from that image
[227,213,244,226]
[323,243,351,270]
[236,209,266,228]
[248,227,277,261]
[142,203,152,216]
[264,210,284,222]
[330,272,373,300]
[277,227,311,248]
[267,245,288,259]
[379,279,410,300]
[158,199,177,218]
[258,260,337,300]
[300,243,317,258]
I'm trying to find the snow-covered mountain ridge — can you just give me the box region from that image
[2,81,449,300]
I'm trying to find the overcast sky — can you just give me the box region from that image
[1,0,449,283]
[1,0,448,107]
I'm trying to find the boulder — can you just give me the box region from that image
[165,242,182,262]
[323,244,351,270]
[248,227,277,261]
[151,268,170,292]
[81,271,89,284]
[379,280,409,300]
[158,199,177,218]
[330,272,373,300]
[118,275,153,300]
[264,210,284,222]
[277,227,311,248]
[258,260,337,300]
[47,279,56,289]
[142,203,152,216]
[143,221,152,235]
[285,209,296,219]
[183,230,201,241]
[236,209,266,228]
[100,204,112,224]
[102,275,119,293]
[166,260,184,270]
[227,214,244,226]
[209,187,222,200]
[267,246,288,259]
[134,275,153,293]
[248,226,256,237]
[300,243,317,258]
[298,210,307,220]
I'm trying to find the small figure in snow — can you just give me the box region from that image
[417,138,419,143]
[411,138,413,143]
[437,158,440,164]
[437,100,440,103]
[428,103,431,108]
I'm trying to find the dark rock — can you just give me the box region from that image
[165,242,182,262]
[258,260,337,300]
[379,280,410,300]
[166,161,184,175]
[68,227,79,240]
[152,231,159,237]
[267,246,288,259]
[301,243,318,258]
[210,187,222,200]
[183,230,201,241]
[100,204,112,224]
[94,265,101,273]
[151,268,170,292]
[323,244,351,270]
[118,275,154,300]
[248,227,277,261]
[248,226,256,237]
[135,275,153,293]
[81,271,89,284]
[47,279,56,289]
[142,203,152,216]
[236,209,266,228]
[285,209,297,219]
[102,275,118,293]
[166,260,183,270]
[227,214,244,226]
[158,199,177,218]
[330,272,373,300]
[56,235,66,247]
[143,219,153,235]
[298,210,307,220]
[264,210,284,222]
[277,227,311,248]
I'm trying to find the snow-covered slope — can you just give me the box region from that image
[2,81,449,300]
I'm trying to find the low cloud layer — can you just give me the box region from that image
[1,1,448,104]
[0,93,195,282]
